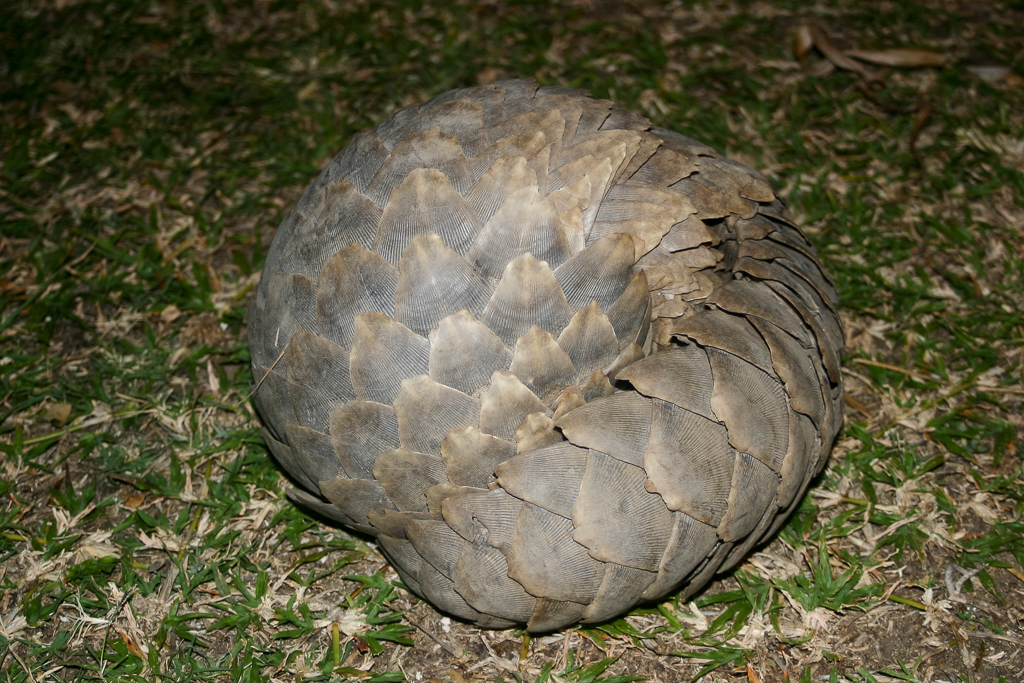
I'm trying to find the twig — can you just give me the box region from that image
[245,346,287,400]
[1006,567,1024,584]
[910,104,934,168]
[852,358,933,381]
[405,614,460,658]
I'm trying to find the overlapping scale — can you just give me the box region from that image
[316,245,398,348]
[481,253,573,345]
[348,313,429,405]
[373,168,481,265]
[285,332,354,433]
[572,450,674,571]
[428,312,512,396]
[328,401,400,480]
[394,234,492,337]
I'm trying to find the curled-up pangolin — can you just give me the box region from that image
[248,79,844,631]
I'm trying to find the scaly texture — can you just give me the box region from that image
[249,79,844,631]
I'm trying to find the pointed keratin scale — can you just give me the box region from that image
[377,534,423,593]
[467,186,571,279]
[629,145,700,187]
[316,244,399,349]
[672,310,775,375]
[547,174,593,219]
[417,561,489,623]
[571,450,674,571]
[286,331,354,433]
[328,400,401,481]
[440,427,517,488]
[454,542,536,623]
[643,399,733,526]
[371,448,448,513]
[319,477,397,531]
[392,374,481,456]
[348,313,430,405]
[506,503,604,604]
[604,270,651,349]
[749,316,826,427]
[332,129,388,193]
[514,412,562,455]
[373,168,482,265]
[551,386,586,421]
[405,518,469,579]
[270,183,380,282]
[479,108,564,164]
[479,370,550,442]
[706,278,812,349]
[554,232,637,312]
[464,156,539,225]
[372,103,422,149]
[557,301,619,383]
[591,203,681,259]
[548,156,612,228]
[508,325,576,396]
[283,423,346,485]
[582,369,615,402]
[617,345,717,421]
[640,512,719,601]
[495,442,588,519]
[261,427,315,493]
[300,180,382,257]
[366,127,472,207]
[468,129,549,183]
[261,272,317,358]
[556,391,652,467]
[441,487,523,551]
[423,482,485,521]
[582,564,657,623]
[605,342,645,381]
[389,98,486,149]
[481,253,573,346]
[394,234,493,337]
[429,311,512,396]
[716,452,778,542]
[707,348,790,472]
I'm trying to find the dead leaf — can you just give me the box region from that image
[43,402,73,426]
[793,24,814,61]
[124,493,146,509]
[476,67,501,85]
[845,48,946,68]
[965,65,1012,82]
[118,630,147,658]
[160,303,183,324]
[805,59,836,78]
[297,80,319,101]
[206,358,221,396]
[806,24,876,78]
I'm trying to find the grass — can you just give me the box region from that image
[1,0,1022,681]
